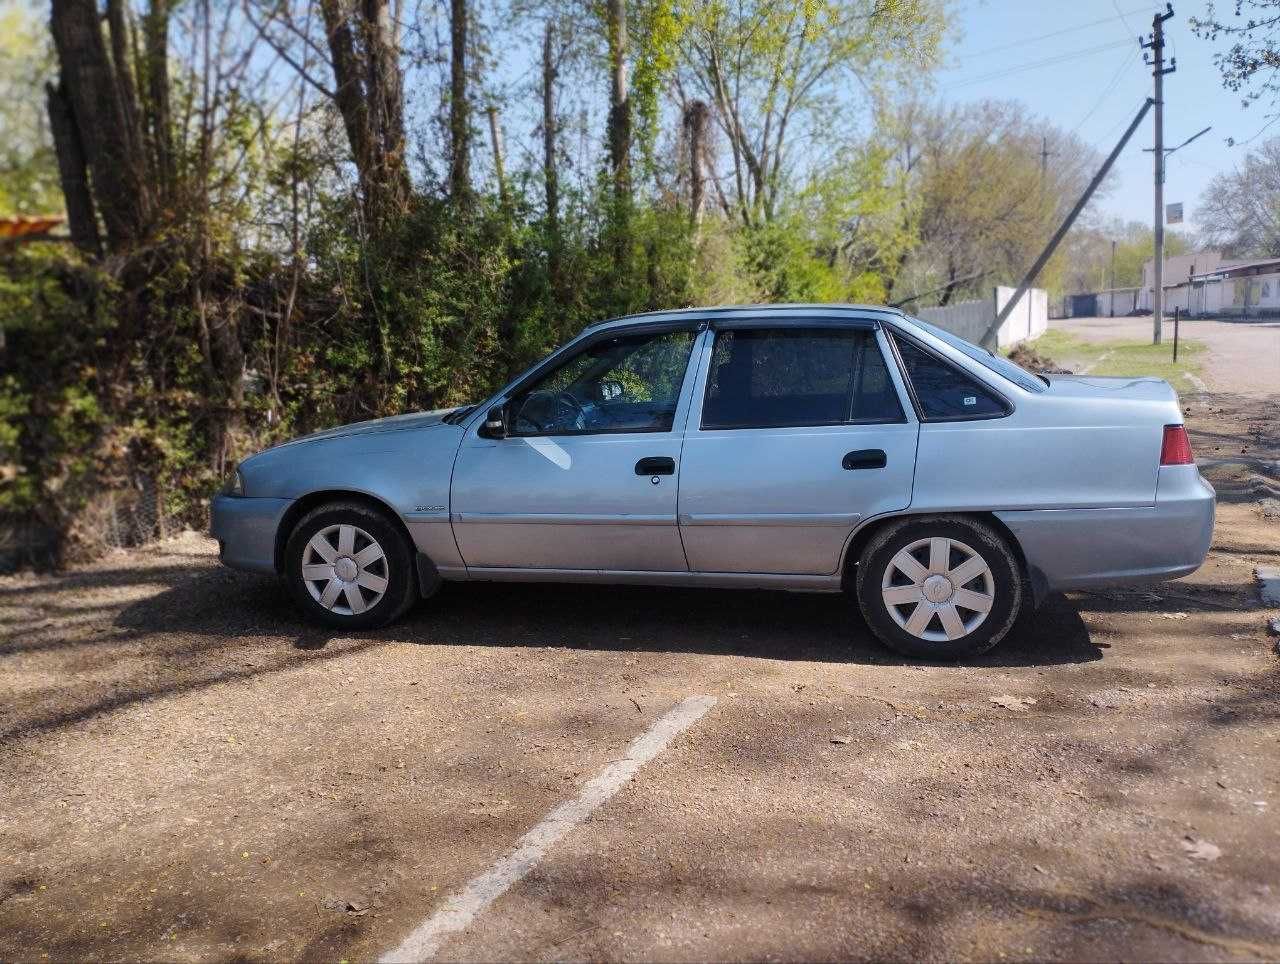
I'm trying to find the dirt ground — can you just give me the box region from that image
[2,388,1279,960]
[1051,316,1280,396]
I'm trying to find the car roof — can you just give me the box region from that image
[584,303,910,335]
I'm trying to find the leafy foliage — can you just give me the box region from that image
[0,0,1118,567]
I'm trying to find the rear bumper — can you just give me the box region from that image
[996,465,1215,593]
[210,494,292,575]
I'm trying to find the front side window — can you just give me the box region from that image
[892,335,1008,420]
[508,328,695,435]
[701,328,905,430]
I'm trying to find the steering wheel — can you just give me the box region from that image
[555,391,588,430]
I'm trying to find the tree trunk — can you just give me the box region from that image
[45,80,102,257]
[683,99,709,230]
[938,258,958,306]
[486,105,508,206]
[448,0,470,203]
[542,21,561,296]
[142,0,175,199]
[105,0,146,169]
[320,0,409,233]
[49,0,153,251]
[606,0,630,206]
[362,0,409,218]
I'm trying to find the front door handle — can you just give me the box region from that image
[635,456,676,476]
[842,449,887,471]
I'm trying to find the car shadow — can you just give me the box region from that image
[99,565,1104,669]
[0,566,1110,746]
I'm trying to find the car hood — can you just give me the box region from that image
[1041,374,1178,403]
[276,407,466,447]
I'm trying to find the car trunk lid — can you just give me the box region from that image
[1039,374,1179,404]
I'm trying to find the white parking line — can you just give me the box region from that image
[379,694,718,963]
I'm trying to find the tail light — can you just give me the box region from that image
[1160,424,1194,465]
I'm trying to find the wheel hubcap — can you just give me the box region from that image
[301,524,389,616]
[922,573,954,604]
[881,536,995,643]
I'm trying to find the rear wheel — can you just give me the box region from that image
[855,516,1024,660]
[284,501,417,630]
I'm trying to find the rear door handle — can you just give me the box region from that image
[842,449,886,471]
[635,456,676,476]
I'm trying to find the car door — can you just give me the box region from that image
[677,320,918,575]
[450,323,703,572]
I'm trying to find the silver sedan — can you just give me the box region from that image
[211,305,1215,659]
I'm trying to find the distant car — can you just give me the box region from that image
[211,305,1215,659]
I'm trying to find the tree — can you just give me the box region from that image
[541,20,562,288]
[449,0,471,201]
[1192,1,1280,139]
[47,0,155,250]
[677,0,946,227]
[1196,136,1280,255]
[319,0,410,228]
[247,0,410,232]
[1059,218,1192,294]
[606,0,631,206]
[0,2,62,218]
[887,100,1103,306]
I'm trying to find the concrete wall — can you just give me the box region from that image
[994,286,1048,345]
[915,297,992,345]
[915,286,1048,348]
[1099,288,1140,315]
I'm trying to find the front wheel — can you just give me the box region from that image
[284,501,417,630]
[855,516,1025,660]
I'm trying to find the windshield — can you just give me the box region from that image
[905,317,1046,393]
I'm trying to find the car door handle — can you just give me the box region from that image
[842,449,887,471]
[635,457,676,476]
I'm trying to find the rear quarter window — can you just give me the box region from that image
[892,336,1008,420]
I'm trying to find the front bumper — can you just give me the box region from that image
[210,494,293,575]
[996,465,1215,593]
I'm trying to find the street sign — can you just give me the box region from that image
[1166,202,1183,224]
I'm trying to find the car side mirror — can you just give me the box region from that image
[480,404,508,439]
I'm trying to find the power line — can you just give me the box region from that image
[1110,0,1138,38]
[954,8,1151,61]
[1070,45,1142,137]
[949,39,1132,90]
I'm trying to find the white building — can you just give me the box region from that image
[1185,256,1280,317]
[1139,250,1280,317]
[1138,251,1226,311]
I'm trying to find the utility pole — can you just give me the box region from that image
[1038,135,1057,195]
[1142,3,1176,344]
[1110,239,1117,317]
[980,99,1154,349]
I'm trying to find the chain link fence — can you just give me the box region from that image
[0,474,177,573]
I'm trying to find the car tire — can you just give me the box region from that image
[854,515,1024,661]
[284,501,417,630]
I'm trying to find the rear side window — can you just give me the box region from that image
[891,336,1008,420]
[701,328,905,429]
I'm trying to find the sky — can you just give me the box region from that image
[937,0,1264,235]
